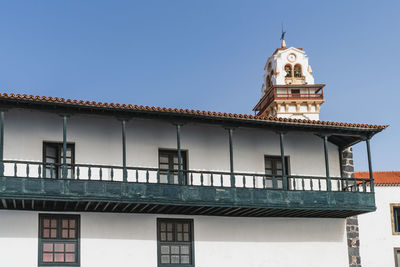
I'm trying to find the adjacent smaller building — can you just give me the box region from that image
[357,171,400,267]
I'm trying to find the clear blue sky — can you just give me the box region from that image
[0,0,398,171]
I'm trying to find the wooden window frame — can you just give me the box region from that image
[42,142,75,179]
[158,149,188,185]
[395,248,400,267]
[38,214,80,267]
[264,155,290,189]
[157,218,195,267]
[390,204,400,235]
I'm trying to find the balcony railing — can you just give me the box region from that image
[0,160,373,193]
[255,85,325,115]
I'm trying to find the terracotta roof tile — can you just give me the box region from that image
[0,92,389,130]
[355,171,400,185]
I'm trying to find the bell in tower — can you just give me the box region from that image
[253,39,325,121]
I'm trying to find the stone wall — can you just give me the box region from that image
[342,147,361,267]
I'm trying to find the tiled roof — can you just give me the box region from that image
[355,171,400,185]
[0,92,388,130]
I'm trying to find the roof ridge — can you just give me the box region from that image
[0,91,389,130]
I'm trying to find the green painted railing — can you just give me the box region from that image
[0,160,373,193]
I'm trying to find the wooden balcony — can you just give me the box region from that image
[0,160,375,218]
[253,84,325,115]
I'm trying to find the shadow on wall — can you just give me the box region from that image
[0,211,346,243]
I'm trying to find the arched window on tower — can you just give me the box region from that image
[294,64,302,77]
[285,64,292,77]
[266,75,271,88]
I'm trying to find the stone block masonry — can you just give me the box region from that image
[342,147,361,267]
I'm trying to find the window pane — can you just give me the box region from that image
[177,233,183,241]
[167,223,173,231]
[43,253,53,262]
[54,253,65,262]
[181,255,190,264]
[43,229,50,238]
[171,255,180,264]
[161,246,170,254]
[69,219,75,229]
[69,230,76,238]
[62,229,68,238]
[62,220,69,228]
[46,146,56,157]
[65,243,75,252]
[276,161,282,169]
[160,232,166,241]
[183,233,189,242]
[180,245,189,255]
[167,233,173,241]
[43,243,53,252]
[65,253,75,263]
[171,246,179,254]
[51,229,57,238]
[161,255,170,264]
[265,160,272,169]
[51,219,57,228]
[54,243,64,252]
[43,219,50,228]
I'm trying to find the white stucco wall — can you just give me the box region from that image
[359,186,400,267]
[2,108,341,178]
[0,210,349,267]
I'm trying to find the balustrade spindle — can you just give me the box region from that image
[362,181,367,192]
[157,170,161,184]
[38,164,41,178]
[253,175,256,188]
[210,173,214,186]
[88,166,92,180]
[200,172,204,186]
[345,177,349,192]
[301,177,305,190]
[136,169,139,182]
[50,165,54,179]
[110,168,113,181]
[220,174,223,187]
[318,178,321,191]
[14,162,17,177]
[353,178,358,192]
[77,167,80,180]
[272,176,277,189]
[146,170,149,183]
[243,175,246,188]
[99,168,103,181]
[337,179,340,191]
[190,172,193,186]
[26,163,30,178]
[262,176,266,189]
[310,178,313,191]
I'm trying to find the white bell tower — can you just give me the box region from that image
[253,39,325,120]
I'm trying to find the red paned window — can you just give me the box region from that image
[39,215,80,266]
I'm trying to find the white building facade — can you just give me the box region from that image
[0,42,387,267]
[357,172,400,267]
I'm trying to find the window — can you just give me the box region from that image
[264,156,289,189]
[266,75,271,88]
[43,142,75,178]
[391,204,400,234]
[395,248,400,267]
[38,214,80,266]
[291,89,300,96]
[159,149,187,185]
[158,219,194,267]
[294,64,302,77]
[284,64,292,77]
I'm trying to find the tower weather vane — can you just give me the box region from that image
[280,23,286,40]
